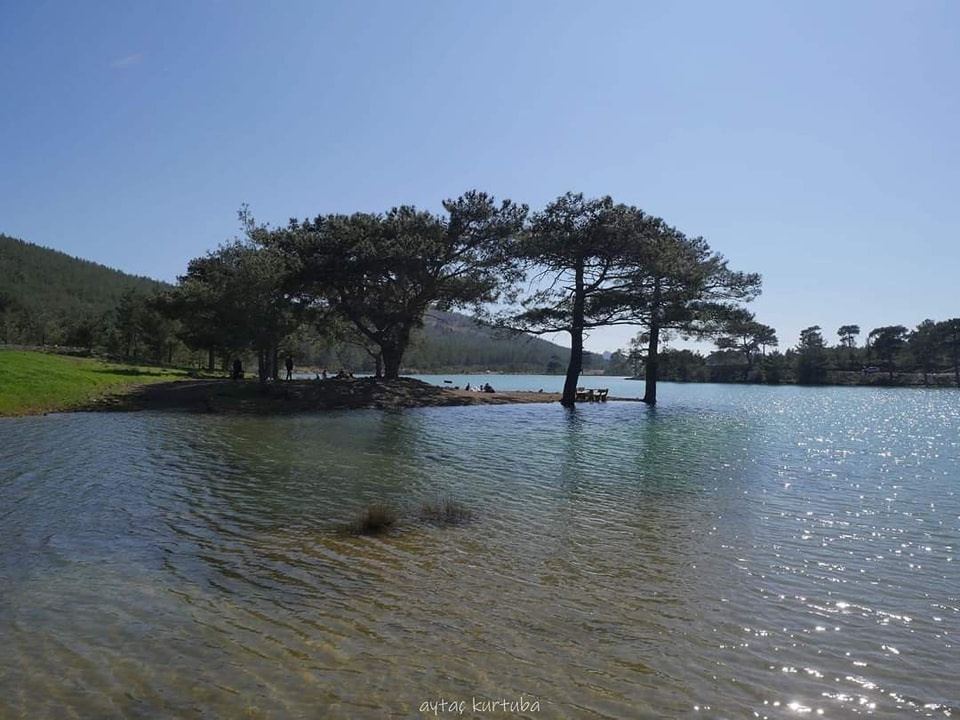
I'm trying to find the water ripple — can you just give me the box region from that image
[2,386,959,717]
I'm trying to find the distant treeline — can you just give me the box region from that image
[607,322,960,387]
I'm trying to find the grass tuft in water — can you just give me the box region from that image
[419,495,475,526]
[336,495,475,536]
[339,502,399,536]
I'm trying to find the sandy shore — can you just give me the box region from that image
[78,377,574,414]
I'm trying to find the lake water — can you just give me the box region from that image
[1,378,958,718]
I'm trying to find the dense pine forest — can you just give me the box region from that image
[0,233,166,348]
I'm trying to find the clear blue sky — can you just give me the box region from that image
[2,0,958,354]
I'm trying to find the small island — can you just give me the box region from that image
[81,376,570,414]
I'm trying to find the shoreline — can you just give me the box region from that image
[70,377,636,415]
[8,370,956,419]
[624,371,960,388]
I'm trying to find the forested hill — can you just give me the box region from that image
[0,233,166,343]
[403,311,577,373]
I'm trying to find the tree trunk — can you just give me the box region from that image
[363,346,384,378]
[562,328,584,408]
[257,349,269,386]
[561,261,586,408]
[642,321,660,404]
[207,348,215,372]
[380,325,412,380]
[952,322,960,388]
[642,282,663,405]
[382,344,402,379]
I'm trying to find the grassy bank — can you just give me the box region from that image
[0,350,191,416]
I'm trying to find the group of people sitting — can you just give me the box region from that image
[313,368,354,380]
[230,358,358,382]
[464,382,496,393]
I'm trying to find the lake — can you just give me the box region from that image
[1,378,958,718]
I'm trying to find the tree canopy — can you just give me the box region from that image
[617,217,762,403]
[498,194,763,405]
[254,191,528,379]
[712,308,778,381]
[867,325,908,380]
[165,238,298,382]
[500,193,636,405]
[796,325,828,384]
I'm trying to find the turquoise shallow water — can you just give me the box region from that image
[1,380,958,718]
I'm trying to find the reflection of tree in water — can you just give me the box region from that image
[159,412,435,535]
[155,410,466,621]
[149,413,446,622]
[537,404,762,593]
[447,404,755,716]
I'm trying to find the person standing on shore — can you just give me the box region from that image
[285,355,293,381]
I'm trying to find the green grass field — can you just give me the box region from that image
[0,350,192,416]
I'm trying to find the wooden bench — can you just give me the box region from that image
[574,388,609,402]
